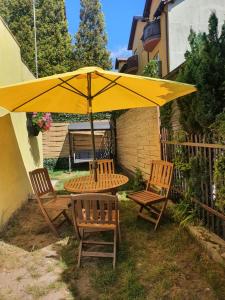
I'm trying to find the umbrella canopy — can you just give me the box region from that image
[0,66,196,114]
[0,66,197,180]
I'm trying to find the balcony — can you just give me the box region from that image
[142,19,161,52]
[120,55,138,74]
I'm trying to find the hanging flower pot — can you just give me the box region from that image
[27,112,52,137]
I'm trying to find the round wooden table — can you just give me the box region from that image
[64,173,129,193]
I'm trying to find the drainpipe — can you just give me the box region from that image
[162,8,170,75]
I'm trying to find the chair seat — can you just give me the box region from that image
[44,196,71,210]
[128,190,165,205]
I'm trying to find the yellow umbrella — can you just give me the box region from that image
[0,66,197,179]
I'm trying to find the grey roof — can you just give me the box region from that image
[68,120,111,131]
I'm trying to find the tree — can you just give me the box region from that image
[0,0,35,74]
[74,0,112,70]
[0,0,73,77]
[177,13,225,133]
[36,0,73,76]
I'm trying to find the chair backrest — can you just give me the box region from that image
[71,193,118,226]
[146,160,174,197]
[89,159,115,176]
[29,167,54,199]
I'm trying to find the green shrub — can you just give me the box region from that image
[131,168,145,192]
[44,157,69,171]
[214,154,225,212]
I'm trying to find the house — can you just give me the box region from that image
[115,0,225,176]
[116,0,225,77]
[0,17,43,229]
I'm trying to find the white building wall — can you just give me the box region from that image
[168,0,225,72]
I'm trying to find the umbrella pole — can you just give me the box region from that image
[87,73,97,182]
[89,108,97,182]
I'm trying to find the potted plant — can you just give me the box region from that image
[27,112,52,136]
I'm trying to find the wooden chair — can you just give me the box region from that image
[71,193,120,269]
[128,160,173,230]
[29,168,71,237]
[89,159,115,176]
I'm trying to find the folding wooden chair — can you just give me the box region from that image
[29,168,71,237]
[89,159,115,176]
[71,193,120,269]
[128,160,173,230]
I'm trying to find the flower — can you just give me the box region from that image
[32,112,52,133]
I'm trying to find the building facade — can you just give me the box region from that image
[116,0,225,77]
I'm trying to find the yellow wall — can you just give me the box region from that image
[132,20,148,74]
[148,0,168,77]
[0,18,43,228]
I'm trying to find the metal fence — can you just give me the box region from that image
[161,128,225,239]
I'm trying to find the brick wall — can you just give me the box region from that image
[116,107,161,179]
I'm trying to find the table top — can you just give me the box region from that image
[64,173,129,193]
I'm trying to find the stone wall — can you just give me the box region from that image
[116,107,161,179]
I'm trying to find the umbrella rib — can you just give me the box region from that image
[59,85,87,98]
[58,78,87,98]
[12,74,80,111]
[92,76,121,98]
[96,73,159,106]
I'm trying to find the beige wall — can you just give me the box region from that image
[0,18,43,228]
[116,107,161,179]
[132,20,148,74]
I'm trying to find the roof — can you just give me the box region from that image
[68,120,111,131]
[163,62,184,80]
[128,16,145,50]
[115,58,128,70]
[143,0,174,19]
[143,0,153,18]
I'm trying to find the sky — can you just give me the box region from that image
[65,0,146,67]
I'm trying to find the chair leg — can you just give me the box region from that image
[41,209,60,237]
[113,229,117,269]
[77,229,84,268]
[48,220,60,237]
[118,223,121,244]
[62,210,72,225]
[77,240,82,268]
[154,200,168,231]
[139,205,144,213]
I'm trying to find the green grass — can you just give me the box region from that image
[2,169,225,300]
[56,197,225,300]
[48,169,89,192]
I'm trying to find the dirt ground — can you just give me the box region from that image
[1,196,225,300]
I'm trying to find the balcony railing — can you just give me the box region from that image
[142,19,161,52]
[120,55,138,74]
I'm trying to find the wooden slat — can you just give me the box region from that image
[161,140,225,149]
[82,251,114,258]
[65,174,128,193]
